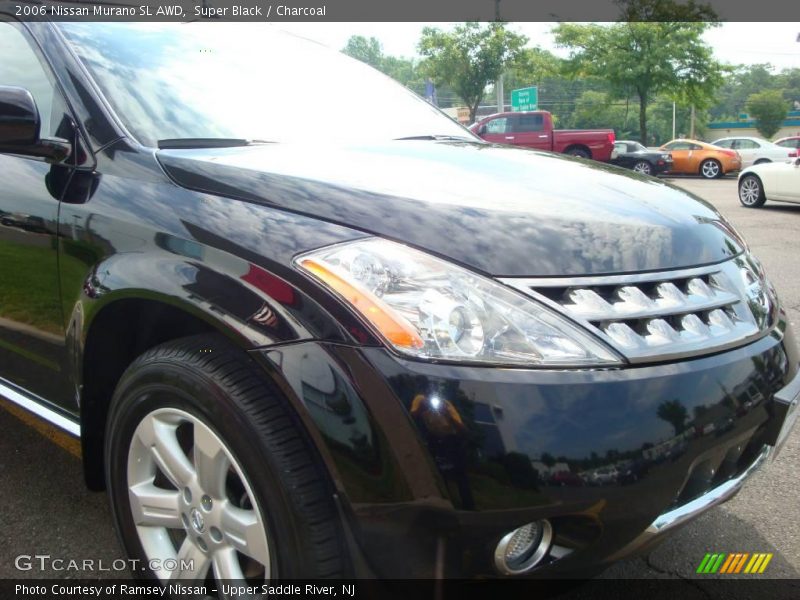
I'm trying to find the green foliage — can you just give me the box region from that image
[553,22,724,144]
[747,90,790,139]
[503,47,561,93]
[711,64,798,125]
[342,35,429,98]
[567,91,633,136]
[648,96,707,144]
[345,24,796,140]
[342,35,383,69]
[418,22,527,122]
[615,0,718,21]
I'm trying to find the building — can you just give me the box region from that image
[708,110,800,141]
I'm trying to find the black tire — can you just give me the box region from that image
[632,160,653,176]
[105,333,344,581]
[566,147,591,159]
[700,159,722,179]
[754,159,771,165]
[738,174,766,208]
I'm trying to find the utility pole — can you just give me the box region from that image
[494,0,504,113]
[496,77,504,113]
[690,105,696,139]
[672,102,676,140]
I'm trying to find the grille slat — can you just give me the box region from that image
[563,286,739,322]
[500,259,769,363]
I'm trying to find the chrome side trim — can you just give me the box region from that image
[0,379,80,437]
[647,445,771,535]
[607,445,771,561]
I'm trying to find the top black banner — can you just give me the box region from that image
[2,0,799,22]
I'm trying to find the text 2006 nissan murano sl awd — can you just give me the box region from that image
[0,20,798,582]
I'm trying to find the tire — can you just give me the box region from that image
[738,174,766,208]
[632,160,653,176]
[754,159,771,165]
[566,147,590,159]
[105,334,344,583]
[700,159,722,179]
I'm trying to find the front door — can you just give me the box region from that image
[508,113,551,151]
[0,21,79,409]
[478,116,516,146]
[663,142,694,173]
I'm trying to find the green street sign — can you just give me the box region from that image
[511,86,538,112]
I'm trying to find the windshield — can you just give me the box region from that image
[58,23,472,147]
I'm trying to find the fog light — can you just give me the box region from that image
[494,520,553,575]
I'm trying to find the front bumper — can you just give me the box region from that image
[256,317,798,578]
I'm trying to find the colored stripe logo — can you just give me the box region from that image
[697,552,773,574]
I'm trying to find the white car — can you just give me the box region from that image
[712,136,795,168]
[738,157,800,208]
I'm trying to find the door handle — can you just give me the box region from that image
[505,136,515,140]
[538,135,548,139]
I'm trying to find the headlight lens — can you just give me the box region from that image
[296,239,621,366]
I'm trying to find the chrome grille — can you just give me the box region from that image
[500,258,772,363]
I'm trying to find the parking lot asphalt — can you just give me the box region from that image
[0,175,798,590]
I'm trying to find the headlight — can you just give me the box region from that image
[295,239,621,367]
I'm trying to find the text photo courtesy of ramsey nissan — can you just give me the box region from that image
[0,1,799,599]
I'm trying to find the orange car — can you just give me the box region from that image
[659,139,742,179]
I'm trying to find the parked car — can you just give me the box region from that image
[469,110,616,161]
[585,466,620,486]
[610,140,672,176]
[774,136,800,155]
[711,136,795,167]
[738,157,800,208]
[1,20,799,583]
[0,211,45,232]
[659,139,742,179]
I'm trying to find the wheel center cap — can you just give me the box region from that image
[190,508,205,533]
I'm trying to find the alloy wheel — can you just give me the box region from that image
[701,160,720,178]
[126,407,272,582]
[633,161,652,175]
[739,177,761,206]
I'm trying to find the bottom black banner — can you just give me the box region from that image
[3,579,800,600]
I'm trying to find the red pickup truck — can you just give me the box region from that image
[469,111,616,162]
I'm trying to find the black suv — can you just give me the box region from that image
[0,20,798,583]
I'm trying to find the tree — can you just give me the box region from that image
[418,22,527,123]
[747,90,789,139]
[568,90,638,137]
[342,36,425,92]
[710,64,780,121]
[615,0,717,21]
[503,46,561,93]
[342,35,383,69]
[553,22,724,144]
[657,399,689,436]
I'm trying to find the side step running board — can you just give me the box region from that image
[0,379,80,436]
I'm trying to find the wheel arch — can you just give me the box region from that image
[564,144,592,158]
[71,251,327,490]
[78,294,242,489]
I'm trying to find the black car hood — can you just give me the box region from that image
[157,141,744,277]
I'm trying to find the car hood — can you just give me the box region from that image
[157,141,744,277]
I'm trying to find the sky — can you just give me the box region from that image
[278,22,800,71]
